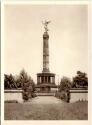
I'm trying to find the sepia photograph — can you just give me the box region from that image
[3,3,88,121]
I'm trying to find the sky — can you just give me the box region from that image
[4,4,88,84]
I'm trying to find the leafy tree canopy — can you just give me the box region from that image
[59,76,72,92]
[4,74,17,89]
[72,71,88,88]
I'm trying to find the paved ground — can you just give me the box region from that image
[5,96,88,120]
[28,96,63,104]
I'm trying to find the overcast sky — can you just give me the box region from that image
[4,4,88,84]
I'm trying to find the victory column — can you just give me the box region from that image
[37,20,57,92]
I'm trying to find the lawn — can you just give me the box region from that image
[4,97,88,120]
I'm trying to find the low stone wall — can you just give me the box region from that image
[70,89,88,103]
[4,90,23,103]
[4,89,88,103]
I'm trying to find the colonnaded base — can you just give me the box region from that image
[37,73,57,93]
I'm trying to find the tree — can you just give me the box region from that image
[72,71,88,88]
[56,76,71,102]
[14,75,22,88]
[4,74,17,89]
[18,69,36,101]
[4,74,10,89]
[59,76,72,92]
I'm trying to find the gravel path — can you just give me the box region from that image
[28,96,63,104]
